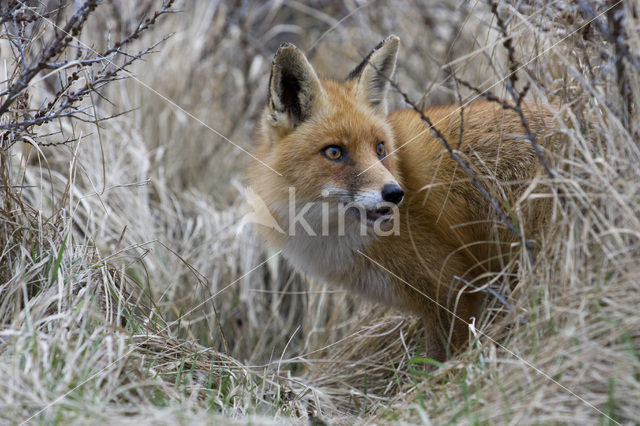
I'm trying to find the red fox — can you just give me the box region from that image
[248,36,553,361]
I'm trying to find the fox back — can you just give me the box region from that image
[248,36,553,360]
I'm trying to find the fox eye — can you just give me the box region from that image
[322,145,343,161]
[376,142,386,158]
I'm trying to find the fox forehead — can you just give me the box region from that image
[307,80,395,146]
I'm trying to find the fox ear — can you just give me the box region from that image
[268,43,324,131]
[347,35,399,114]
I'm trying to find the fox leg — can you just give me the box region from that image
[447,292,483,354]
[422,311,447,363]
[422,292,483,362]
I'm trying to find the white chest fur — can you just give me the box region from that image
[281,232,399,307]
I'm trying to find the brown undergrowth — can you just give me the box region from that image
[1,1,638,424]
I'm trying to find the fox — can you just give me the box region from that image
[248,35,553,361]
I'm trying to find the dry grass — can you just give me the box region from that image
[1,0,639,424]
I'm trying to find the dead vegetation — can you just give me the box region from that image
[1,0,639,424]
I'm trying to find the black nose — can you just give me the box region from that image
[381,184,404,205]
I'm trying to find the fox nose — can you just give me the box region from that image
[381,184,404,205]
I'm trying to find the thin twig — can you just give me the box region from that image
[388,78,531,254]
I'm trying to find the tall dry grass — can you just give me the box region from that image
[1,0,639,424]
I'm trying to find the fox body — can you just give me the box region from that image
[248,36,552,360]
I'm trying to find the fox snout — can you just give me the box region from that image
[350,182,403,209]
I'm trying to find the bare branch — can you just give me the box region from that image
[0,0,175,147]
[456,2,555,180]
[576,0,640,73]
[388,78,530,252]
[0,0,100,116]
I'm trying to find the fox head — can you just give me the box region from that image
[250,36,403,237]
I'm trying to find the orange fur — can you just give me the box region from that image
[248,37,553,360]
